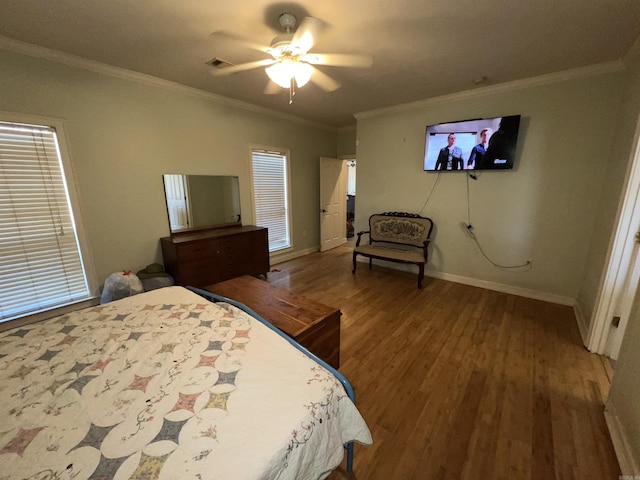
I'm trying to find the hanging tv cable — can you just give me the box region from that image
[463,173,531,270]
[419,172,442,215]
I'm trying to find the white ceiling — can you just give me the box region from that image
[1,0,639,128]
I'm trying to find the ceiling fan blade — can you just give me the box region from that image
[291,16,324,53]
[264,81,282,95]
[303,53,373,68]
[209,31,271,54]
[309,65,340,92]
[210,59,276,77]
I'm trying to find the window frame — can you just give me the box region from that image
[248,144,293,255]
[0,111,97,328]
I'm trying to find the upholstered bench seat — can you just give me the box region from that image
[352,212,434,288]
[353,245,425,264]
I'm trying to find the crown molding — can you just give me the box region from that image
[0,35,335,132]
[337,125,357,133]
[354,60,625,121]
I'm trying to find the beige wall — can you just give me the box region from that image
[355,71,623,301]
[0,50,337,289]
[337,127,357,157]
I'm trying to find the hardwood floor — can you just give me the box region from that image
[266,245,621,480]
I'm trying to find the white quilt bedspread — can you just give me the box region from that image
[0,286,371,480]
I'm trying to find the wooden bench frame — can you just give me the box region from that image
[352,212,434,288]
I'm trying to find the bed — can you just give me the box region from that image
[0,286,371,479]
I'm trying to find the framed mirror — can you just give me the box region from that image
[163,174,241,234]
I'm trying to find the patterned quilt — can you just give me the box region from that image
[0,287,371,480]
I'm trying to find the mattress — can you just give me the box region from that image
[0,286,371,479]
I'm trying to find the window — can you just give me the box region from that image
[347,159,356,196]
[0,119,91,322]
[250,147,292,253]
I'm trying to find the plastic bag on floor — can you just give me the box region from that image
[100,270,144,304]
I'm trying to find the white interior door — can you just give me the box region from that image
[605,235,640,359]
[320,157,346,252]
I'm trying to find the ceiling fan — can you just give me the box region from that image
[209,13,373,103]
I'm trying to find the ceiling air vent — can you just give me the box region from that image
[207,57,234,70]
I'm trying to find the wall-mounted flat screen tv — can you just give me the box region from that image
[423,115,521,171]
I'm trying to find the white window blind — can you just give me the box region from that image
[0,121,90,322]
[251,148,291,252]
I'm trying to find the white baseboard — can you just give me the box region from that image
[573,302,590,345]
[354,256,575,305]
[270,246,320,266]
[605,402,640,475]
[425,269,575,306]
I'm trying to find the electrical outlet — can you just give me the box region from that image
[459,222,474,238]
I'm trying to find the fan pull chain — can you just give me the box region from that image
[289,77,296,104]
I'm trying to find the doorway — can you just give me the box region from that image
[320,157,347,252]
[587,112,640,361]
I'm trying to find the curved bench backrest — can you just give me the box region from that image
[368,213,433,247]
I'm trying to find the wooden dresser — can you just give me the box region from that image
[206,275,341,369]
[161,226,269,288]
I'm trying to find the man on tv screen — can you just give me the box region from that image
[434,133,464,170]
[467,128,490,169]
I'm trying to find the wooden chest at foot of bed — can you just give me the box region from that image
[206,275,341,369]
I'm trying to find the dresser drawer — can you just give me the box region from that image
[176,259,221,287]
[176,241,217,262]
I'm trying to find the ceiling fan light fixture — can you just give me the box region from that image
[294,62,312,87]
[266,59,312,88]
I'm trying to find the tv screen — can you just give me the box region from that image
[423,115,521,171]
